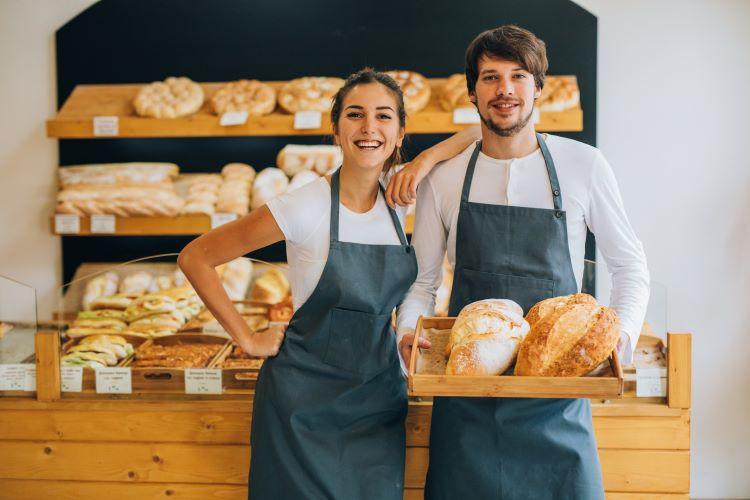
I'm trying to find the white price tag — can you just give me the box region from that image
[55,214,80,234]
[532,107,540,125]
[294,110,322,130]
[635,367,667,397]
[0,364,35,391]
[61,366,83,392]
[210,212,238,229]
[202,322,225,334]
[220,111,249,126]
[90,214,116,234]
[184,368,223,395]
[24,365,36,391]
[93,116,119,136]
[95,367,132,394]
[452,107,481,124]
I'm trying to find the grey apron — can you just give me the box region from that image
[249,168,418,500]
[424,135,604,500]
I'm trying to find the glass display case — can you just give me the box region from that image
[0,274,38,395]
[56,254,289,398]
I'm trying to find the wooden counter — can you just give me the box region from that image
[0,333,691,499]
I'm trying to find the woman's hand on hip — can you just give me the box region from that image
[239,324,287,358]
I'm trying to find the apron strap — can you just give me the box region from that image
[331,168,409,246]
[330,168,342,243]
[536,133,563,211]
[379,182,409,246]
[460,141,483,203]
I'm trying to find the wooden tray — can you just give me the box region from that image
[124,334,230,391]
[212,343,264,390]
[408,317,624,399]
[60,333,150,392]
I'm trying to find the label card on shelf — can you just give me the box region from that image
[90,214,116,234]
[202,322,225,334]
[184,368,223,395]
[93,116,119,137]
[294,111,322,130]
[211,212,238,229]
[452,107,480,124]
[220,111,249,127]
[61,366,83,392]
[635,367,667,397]
[55,214,80,234]
[95,367,132,394]
[0,364,36,392]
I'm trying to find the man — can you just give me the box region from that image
[394,25,649,499]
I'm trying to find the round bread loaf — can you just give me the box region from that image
[515,293,620,377]
[445,299,529,376]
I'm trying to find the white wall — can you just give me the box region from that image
[0,0,97,318]
[0,0,748,497]
[577,1,750,497]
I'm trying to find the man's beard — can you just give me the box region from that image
[479,104,534,137]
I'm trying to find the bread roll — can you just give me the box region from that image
[251,268,290,304]
[82,272,119,310]
[445,299,529,376]
[515,294,620,377]
[287,170,320,192]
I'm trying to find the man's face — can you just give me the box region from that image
[470,55,541,137]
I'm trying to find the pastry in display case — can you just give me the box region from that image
[0,274,38,395]
[56,255,291,395]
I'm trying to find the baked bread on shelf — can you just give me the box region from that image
[251,167,289,210]
[133,76,204,118]
[515,293,620,377]
[536,76,580,112]
[385,70,431,114]
[277,144,342,176]
[251,268,290,304]
[210,79,276,116]
[439,73,473,111]
[277,77,345,113]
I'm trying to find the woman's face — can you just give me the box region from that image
[335,82,405,171]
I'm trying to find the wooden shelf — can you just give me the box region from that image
[47,80,583,138]
[51,213,415,236]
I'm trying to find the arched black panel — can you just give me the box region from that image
[55,0,597,285]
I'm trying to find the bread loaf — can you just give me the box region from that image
[251,268,290,304]
[515,294,620,377]
[445,299,529,376]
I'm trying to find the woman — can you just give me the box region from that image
[178,68,417,500]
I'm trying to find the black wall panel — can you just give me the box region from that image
[55,0,597,286]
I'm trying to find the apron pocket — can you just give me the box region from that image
[460,268,555,314]
[324,307,393,376]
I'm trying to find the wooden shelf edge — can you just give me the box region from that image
[51,213,415,236]
[47,81,583,138]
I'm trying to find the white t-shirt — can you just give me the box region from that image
[267,177,407,311]
[396,135,650,363]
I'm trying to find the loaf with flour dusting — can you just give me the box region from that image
[445,299,530,376]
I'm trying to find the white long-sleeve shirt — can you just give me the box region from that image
[396,135,650,364]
